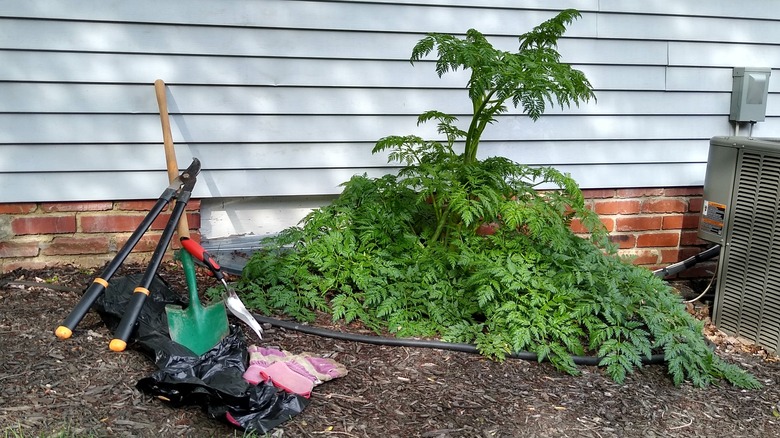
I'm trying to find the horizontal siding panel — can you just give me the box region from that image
[729,121,780,138]
[0,0,599,36]
[333,0,597,9]
[599,14,780,44]
[559,40,667,65]
[0,143,392,173]
[0,162,706,203]
[0,83,752,116]
[494,115,733,141]
[599,0,780,20]
[0,114,430,143]
[481,140,708,165]
[193,167,396,196]
[542,163,707,189]
[0,114,740,144]
[0,19,425,59]
[552,91,737,116]
[0,83,161,113]
[666,67,780,93]
[0,50,463,87]
[669,42,780,68]
[0,168,398,203]
[584,66,665,90]
[0,51,664,90]
[666,67,733,92]
[0,18,662,65]
[0,144,178,173]
[0,140,708,173]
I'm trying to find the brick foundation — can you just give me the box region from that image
[0,200,201,272]
[0,188,715,277]
[578,186,714,279]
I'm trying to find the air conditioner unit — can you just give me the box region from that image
[699,136,780,352]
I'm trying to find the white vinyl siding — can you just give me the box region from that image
[1,0,779,238]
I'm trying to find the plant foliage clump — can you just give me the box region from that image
[238,10,759,389]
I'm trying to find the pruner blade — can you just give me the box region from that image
[165,158,201,193]
[177,158,201,193]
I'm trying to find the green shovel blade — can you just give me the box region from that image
[166,249,229,356]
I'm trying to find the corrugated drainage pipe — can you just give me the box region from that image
[652,245,721,278]
[251,313,667,366]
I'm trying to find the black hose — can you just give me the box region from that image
[252,313,667,366]
[205,248,673,366]
[653,245,721,278]
[1,278,667,366]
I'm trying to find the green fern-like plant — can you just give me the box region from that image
[239,10,759,389]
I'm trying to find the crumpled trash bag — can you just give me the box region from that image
[93,273,308,433]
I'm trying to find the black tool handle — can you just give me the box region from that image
[108,288,150,352]
[109,195,189,351]
[55,189,176,340]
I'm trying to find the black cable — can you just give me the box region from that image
[214,247,722,366]
[252,313,667,366]
[2,275,667,366]
[653,245,721,278]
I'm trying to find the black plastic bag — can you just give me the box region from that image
[94,274,308,433]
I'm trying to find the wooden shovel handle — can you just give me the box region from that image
[154,79,190,239]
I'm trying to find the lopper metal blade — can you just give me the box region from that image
[221,280,264,339]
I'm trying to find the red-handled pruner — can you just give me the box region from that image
[180,237,227,281]
[179,237,263,339]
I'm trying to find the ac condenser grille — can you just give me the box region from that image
[717,151,780,351]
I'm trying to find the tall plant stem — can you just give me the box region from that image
[431,205,452,243]
[463,90,497,163]
[431,193,443,222]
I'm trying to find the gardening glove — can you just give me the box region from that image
[242,345,347,397]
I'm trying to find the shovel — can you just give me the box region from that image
[165,249,230,355]
[155,79,229,354]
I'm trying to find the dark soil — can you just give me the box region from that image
[2,263,780,437]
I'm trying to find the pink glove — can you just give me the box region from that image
[261,362,314,398]
[242,345,347,398]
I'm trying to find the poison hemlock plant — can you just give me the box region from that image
[239,10,759,389]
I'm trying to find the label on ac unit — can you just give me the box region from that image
[701,200,727,235]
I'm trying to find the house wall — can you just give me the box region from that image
[1,0,779,272]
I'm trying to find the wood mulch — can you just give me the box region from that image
[1,263,779,437]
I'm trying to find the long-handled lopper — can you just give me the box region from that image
[179,237,264,340]
[55,159,202,348]
[107,159,202,352]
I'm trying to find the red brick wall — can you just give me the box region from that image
[574,187,713,278]
[0,188,713,276]
[0,200,200,272]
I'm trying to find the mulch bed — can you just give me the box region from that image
[1,263,779,437]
